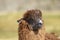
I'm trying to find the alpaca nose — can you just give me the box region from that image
[37,19,43,25]
[36,20,43,28]
[39,20,43,25]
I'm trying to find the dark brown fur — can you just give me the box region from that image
[18,9,45,40]
[17,9,60,40]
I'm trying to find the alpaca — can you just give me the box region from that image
[17,9,60,40]
[17,9,45,40]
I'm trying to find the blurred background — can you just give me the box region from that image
[0,0,60,40]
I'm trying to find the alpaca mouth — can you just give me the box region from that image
[32,21,43,34]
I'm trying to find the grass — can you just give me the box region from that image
[43,13,60,35]
[0,11,60,40]
[0,38,18,40]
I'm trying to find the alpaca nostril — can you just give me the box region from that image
[38,23,42,25]
[36,23,42,28]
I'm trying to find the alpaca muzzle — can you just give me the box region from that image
[32,19,43,31]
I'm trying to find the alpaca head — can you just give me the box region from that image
[17,9,43,32]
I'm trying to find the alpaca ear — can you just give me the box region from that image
[17,19,20,23]
[17,18,23,23]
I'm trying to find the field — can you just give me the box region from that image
[0,11,60,40]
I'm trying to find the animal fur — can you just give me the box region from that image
[17,9,45,40]
[45,33,60,40]
[17,9,60,40]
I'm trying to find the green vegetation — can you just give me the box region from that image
[0,12,60,40]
